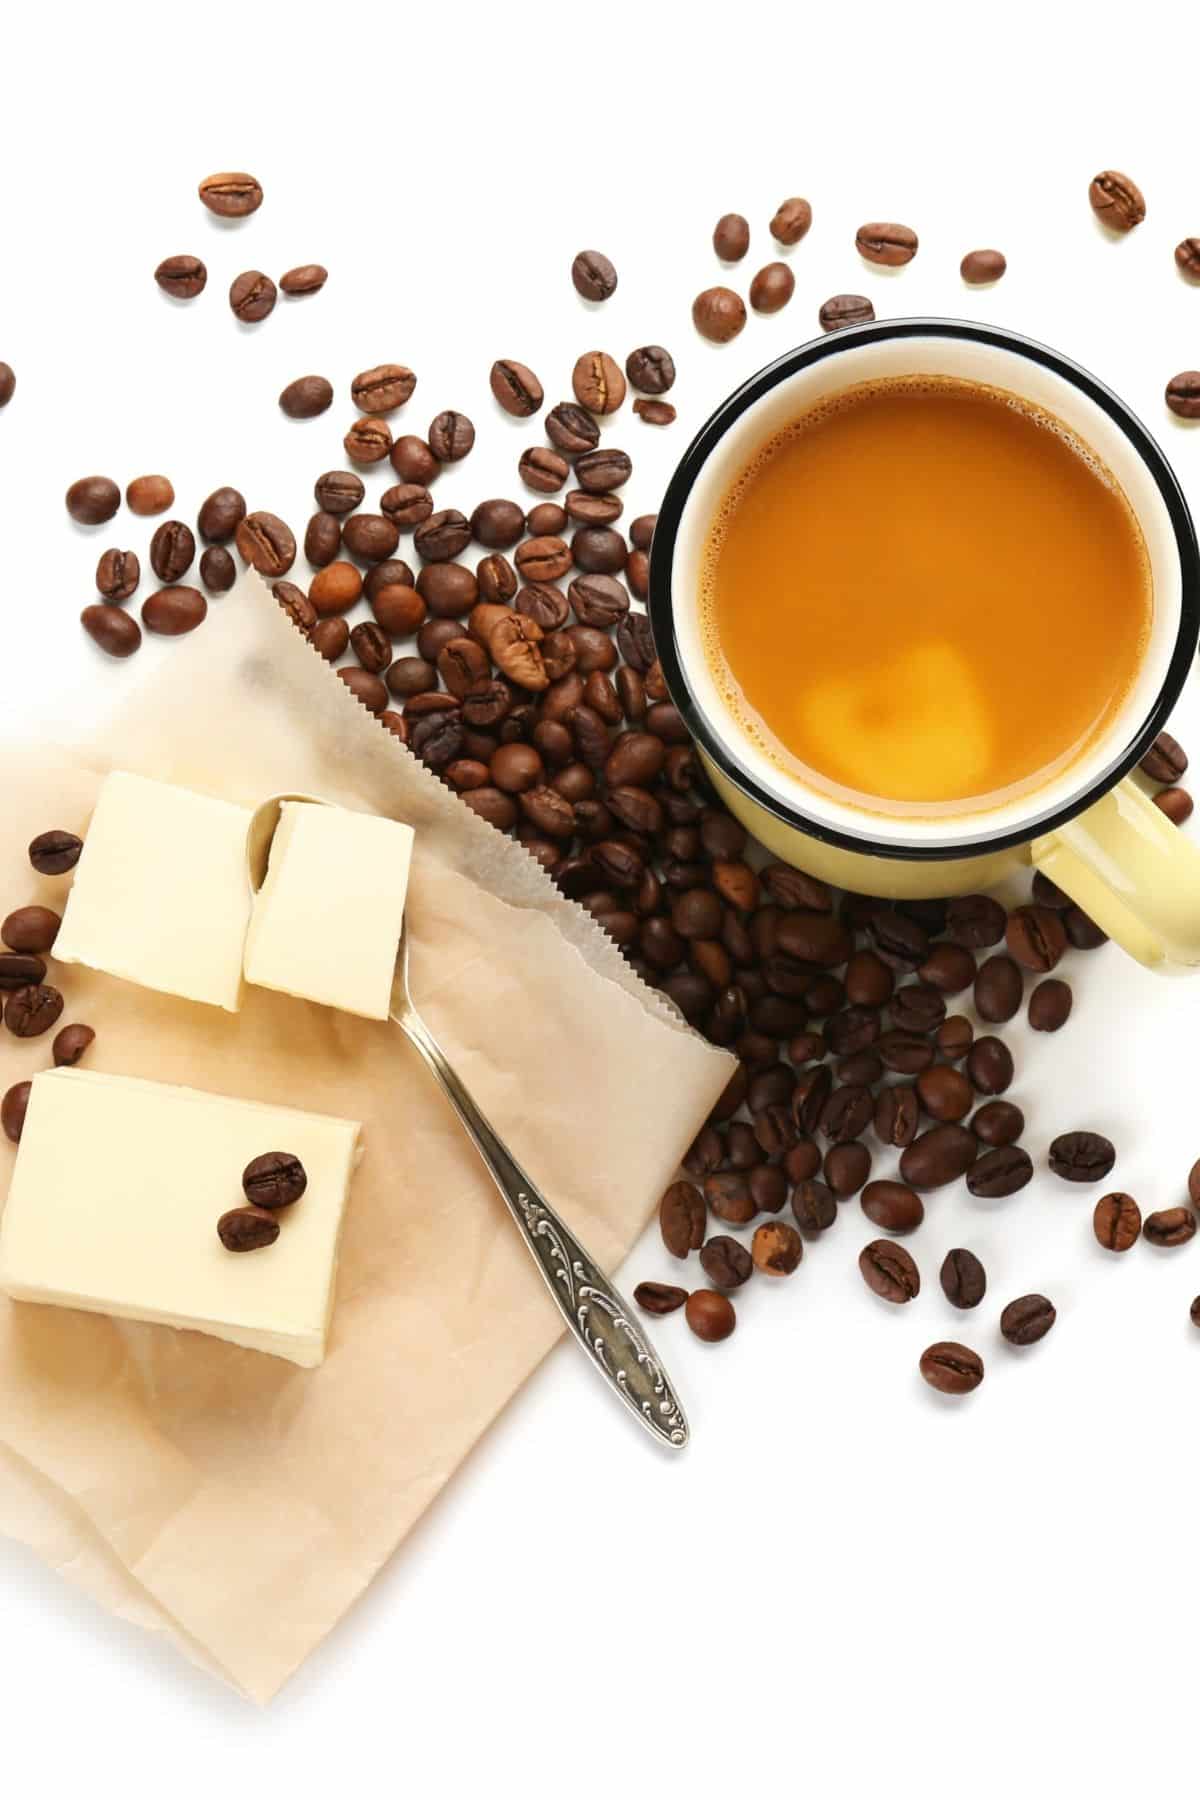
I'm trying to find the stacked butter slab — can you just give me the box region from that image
[0,1069,361,1367]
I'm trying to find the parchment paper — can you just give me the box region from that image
[0,574,733,1703]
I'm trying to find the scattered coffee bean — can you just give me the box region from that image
[0,363,13,406]
[791,1178,837,1233]
[916,1064,973,1122]
[198,171,263,217]
[82,602,142,658]
[352,364,417,414]
[337,667,388,712]
[999,1294,1056,1346]
[1093,1192,1141,1252]
[861,1179,924,1233]
[280,264,328,295]
[391,435,439,483]
[490,359,544,418]
[900,1124,978,1190]
[700,1235,754,1288]
[154,254,207,298]
[0,953,45,990]
[1175,239,1200,280]
[770,197,812,245]
[660,1180,706,1257]
[96,547,140,602]
[752,1221,803,1276]
[52,1022,95,1067]
[198,545,235,593]
[975,954,1022,1022]
[344,416,393,463]
[2,907,60,954]
[625,346,676,394]
[1006,904,1067,972]
[824,1140,871,1196]
[149,519,195,582]
[5,984,64,1037]
[860,1239,920,1304]
[429,410,475,461]
[693,287,747,343]
[749,262,795,313]
[1165,372,1200,418]
[1064,906,1107,949]
[29,830,82,875]
[242,1150,307,1209]
[633,399,676,425]
[1143,1206,1196,1247]
[960,249,1006,283]
[967,1036,1013,1096]
[819,294,875,331]
[1154,787,1194,824]
[66,476,120,525]
[685,1289,736,1342]
[229,269,276,322]
[1140,730,1188,783]
[971,1101,1024,1147]
[309,561,363,615]
[310,617,348,661]
[519,446,570,493]
[218,1208,280,1252]
[1029,977,1072,1032]
[713,213,750,261]
[940,1247,987,1309]
[1088,170,1145,232]
[235,511,296,576]
[967,1145,1033,1198]
[280,375,334,419]
[945,894,1006,948]
[856,222,918,265]
[874,1084,920,1147]
[937,1016,973,1061]
[1,1080,31,1143]
[919,1342,984,1395]
[198,486,246,542]
[142,586,206,635]
[571,250,618,301]
[571,352,626,416]
[633,1281,688,1315]
[1049,1131,1115,1182]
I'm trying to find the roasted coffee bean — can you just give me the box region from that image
[1031,871,1071,910]
[825,1140,871,1196]
[1006,904,1067,973]
[229,269,276,321]
[750,1103,793,1157]
[218,1208,280,1252]
[95,546,139,602]
[304,512,342,568]
[889,982,946,1034]
[1089,170,1145,231]
[408,707,463,767]
[917,943,976,995]
[916,1064,973,1123]
[309,561,364,616]
[877,1030,934,1075]
[824,1005,879,1057]
[351,363,417,414]
[712,213,750,260]
[700,1235,754,1288]
[0,363,12,406]
[0,953,46,990]
[155,253,207,298]
[749,261,795,313]
[391,435,439,483]
[243,1150,307,1209]
[419,563,478,619]
[468,559,514,611]
[960,248,1007,283]
[819,293,875,331]
[235,511,296,577]
[792,1179,837,1233]
[856,221,918,265]
[629,514,657,552]
[683,1126,724,1178]
[746,1064,796,1113]
[1,1080,31,1142]
[489,358,543,417]
[280,375,333,419]
[940,1247,986,1309]
[339,512,398,564]
[198,485,247,541]
[149,519,195,582]
[383,484,435,533]
[615,611,656,671]
[1063,906,1108,949]
[386,656,437,699]
[937,1015,973,1060]
[1094,1192,1141,1252]
[82,602,142,657]
[752,1221,804,1277]
[1028,977,1072,1033]
[967,1036,1013,1096]
[686,1289,736,1342]
[545,402,601,457]
[124,475,173,518]
[975,954,1022,1023]
[770,196,812,244]
[468,498,524,551]
[513,536,570,583]
[575,447,632,495]
[867,907,928,972]
[276,584,317,635]
[1144,1206,1197,1247]
[1154,787,1194,823]
[705,1171,756,1226]
[1140,730,1188,783]
[839,951,890,1009]
[920,1342,984,1395]
[2,907,60,954]
[571,527,627,575]
[770,913,848,972]
[518,446,571,496]
[837,1051,882,1088]
[605,731,665,789]
[967,1145,1032,1198]
[142,585,206,635]
[671,887,722,940]
[571,249,618,301]
[625,345,676,395]
[819,1084,873,1143]
[1176,239,1200,279]
[310,617,348,661]
[1001,1294,1057,1345]
[338,667,389,713]
[1165,371,1200,419]
[347,620,392,675]
[512,583,566,633]
[572,351,626,416]
[29,829,82,875]
[692,286,746,342]
[413,509,471,563]
[463,788,516,829]
[66,476,120,525]
[633,1281,687,1316]
[199,546,236,593]
[972,1100,1024,1147]
[1049,1131,1115,1183]
[861,1180,924,1233]
[198,170,262,216]
[280,263,327,295]
[945,894,1006,948]
[874,1084,920,1148]
[860,1239,921,1304]
[781,1140,820,1187]
[491,743,545,793]
[344,416,393,463]
[900,1124,978,1190]
[5,984,64,1037]
[566,577,628,636]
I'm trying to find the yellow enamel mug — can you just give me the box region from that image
[648,320,1200,970]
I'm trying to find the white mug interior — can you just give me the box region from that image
[670,331,1182,850]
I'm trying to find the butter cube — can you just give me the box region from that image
[54,771,253,1012]
[243,802,414,1021]
[0,1069,361,1367]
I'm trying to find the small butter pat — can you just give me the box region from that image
[0,1068,361,1367]
[244,802,414,1021]
[54,771,252,1012]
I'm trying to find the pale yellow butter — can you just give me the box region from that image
[54,771,253,1012]
[0,1069,361,1367]
[244,801,414,1021]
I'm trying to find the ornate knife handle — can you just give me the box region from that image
[396,1004,689,1450]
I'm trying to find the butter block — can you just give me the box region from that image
[54,771,253,1012]
[243,801,414,1021]
[0,1069,361,1367]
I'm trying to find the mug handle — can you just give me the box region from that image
[1032,777,1200,970]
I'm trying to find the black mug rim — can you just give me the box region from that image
[647,317,1200,862]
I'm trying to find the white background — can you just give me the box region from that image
[4,5,1200,1795]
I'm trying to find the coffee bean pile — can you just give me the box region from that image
[1,835,97,1144]
[152,173,327,322]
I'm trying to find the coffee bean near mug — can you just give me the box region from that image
[649,320,1200,969]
